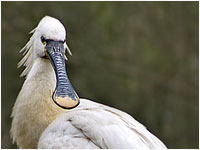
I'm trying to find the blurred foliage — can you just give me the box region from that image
[1,1,199,149]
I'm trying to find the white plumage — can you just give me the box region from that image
[11,16,167,149]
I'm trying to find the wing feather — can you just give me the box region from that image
[38,99,167,149]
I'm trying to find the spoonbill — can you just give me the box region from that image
[11,16,167,149]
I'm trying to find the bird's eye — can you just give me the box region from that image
[41,36,46,45]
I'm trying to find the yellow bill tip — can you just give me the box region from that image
[54,96,80,109]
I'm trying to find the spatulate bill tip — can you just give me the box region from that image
[53,96,80,109]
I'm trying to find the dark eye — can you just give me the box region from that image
[59,39,65,44]
[41,36,46,44]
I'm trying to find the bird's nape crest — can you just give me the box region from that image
[18,28,36,77]
[18,27,70,77]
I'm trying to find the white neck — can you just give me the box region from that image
[11,58,64,148]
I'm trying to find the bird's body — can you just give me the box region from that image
[38,99,166,149]
[11,16,167,149]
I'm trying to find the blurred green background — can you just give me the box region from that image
[1,1,199,149]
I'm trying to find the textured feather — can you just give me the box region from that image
[18,32,35,77]
[66,43,72,56]
[38,99,167,149]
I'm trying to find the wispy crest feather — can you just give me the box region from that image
[18,28,36,77]
[18,27,71,77]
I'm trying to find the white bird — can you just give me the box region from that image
[10,16,167,149]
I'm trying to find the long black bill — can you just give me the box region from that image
[45,40,80,109]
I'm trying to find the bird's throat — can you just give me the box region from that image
[11,59,63,148]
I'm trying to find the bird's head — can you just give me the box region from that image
[19,16,80,109]
[33,16,68,59]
